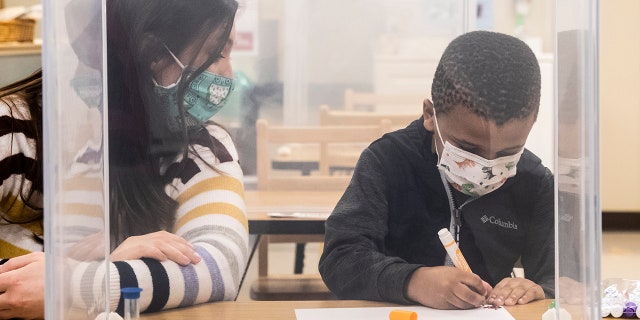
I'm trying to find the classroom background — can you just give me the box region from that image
[1,0,637,318]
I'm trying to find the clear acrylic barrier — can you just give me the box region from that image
[44,0,109,318]
[556,0,601,319]
[227,0,556,177]
[41,0,601,318]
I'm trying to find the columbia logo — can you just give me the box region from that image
[481,215,518,230]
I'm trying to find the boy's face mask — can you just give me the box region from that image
[153,45,234,131]
[433,109,523,197]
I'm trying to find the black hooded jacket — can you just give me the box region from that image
[319,118,554,304]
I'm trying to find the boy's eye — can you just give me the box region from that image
[455,143,477,153]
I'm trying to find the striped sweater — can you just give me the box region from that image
[0,95,44,258]
[68,124,249,315]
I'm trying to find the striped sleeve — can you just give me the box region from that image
[0,96,44,257]
[70,125,249,314]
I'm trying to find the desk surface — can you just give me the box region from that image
[245,190,343,209]
[270,143,364,175]
[245,190,342,234]
[245,190,341,235]
[141,299,550,320]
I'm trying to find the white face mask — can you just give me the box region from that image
[433,110,523,197]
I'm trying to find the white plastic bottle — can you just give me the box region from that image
[541,301,572,320]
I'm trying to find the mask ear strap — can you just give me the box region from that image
[152,44,187,87]
[162,43,186,70]
[433,108,445,157]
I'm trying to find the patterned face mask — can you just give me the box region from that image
[153,45,234,131]
[433,110,523,197]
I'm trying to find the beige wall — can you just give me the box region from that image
[600,0,640,212]
[493,0,554,53]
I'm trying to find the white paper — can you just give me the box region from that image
[267,212,330,219]
[295,306,515,320]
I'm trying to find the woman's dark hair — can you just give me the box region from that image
[431,31,541,126]
[106,0,238,245]
[0,69,43,224]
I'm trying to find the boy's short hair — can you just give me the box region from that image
[431,31,541,126]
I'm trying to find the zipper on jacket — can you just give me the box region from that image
[439,171,475,243]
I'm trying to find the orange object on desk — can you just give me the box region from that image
[389,309,418,320]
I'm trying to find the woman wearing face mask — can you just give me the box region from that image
[59,0,247,316]
[0,1,247,317]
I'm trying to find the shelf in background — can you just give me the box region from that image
[0,41,41,56]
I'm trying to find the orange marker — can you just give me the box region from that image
[438,228,472,272]
[389,309,417,320]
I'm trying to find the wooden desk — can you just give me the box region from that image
[271,144,364,175]
[248,211,328,235]
[244,190,342,274]
[245,190,341,235]
[245,190,342,211]
[141,299,550,320]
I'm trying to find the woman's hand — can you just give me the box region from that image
[67,232,107,261]
[0,252,45,320]
[406,266,491,309]
[487,277,545,306]
[110,231,201,266]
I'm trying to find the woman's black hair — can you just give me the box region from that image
[106,0,238,245]
[0,69,43,224]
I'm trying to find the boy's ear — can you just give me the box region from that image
[422,98,436,132]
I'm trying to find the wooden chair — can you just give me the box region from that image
[250,119,391,301]
[318,105,419,175]
[256,119,391,190]
[343,88,425,112]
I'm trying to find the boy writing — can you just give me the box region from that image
[318,31,554,309]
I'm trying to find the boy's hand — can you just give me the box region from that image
[406,266,490,309]
[110,231,201,266]
[487,277,545,306]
